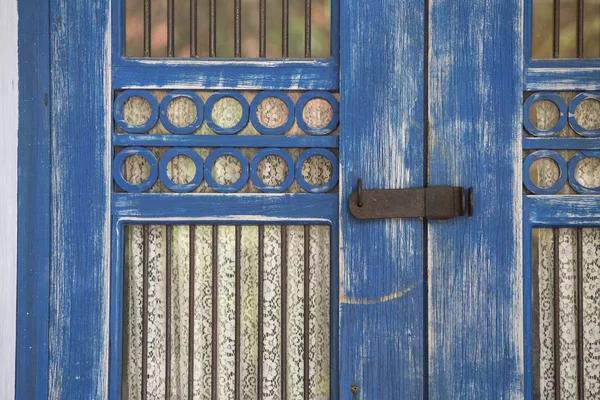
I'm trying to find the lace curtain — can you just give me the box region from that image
[120,92,334,399]
[530,93,600,399]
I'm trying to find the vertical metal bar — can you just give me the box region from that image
[259,0,266,57]
[188,225,195,399]
[234,0,242,57]
[144,0,152,57]
[553,0,560,58]
[165,226,172,399]
[209,0,216,57]
[258,226,265,399]
[234,226,242,400]
[303,225,310,400]
[553,227,561,400]
[577,0,584,58]
[304,0,311,57]
[211,225,218,400]
[141,225,149,400]
[190,0,198,57]
[282,0,289,57]
[577,228,584,400]
[281,226,288,400]
[167,0,175,57]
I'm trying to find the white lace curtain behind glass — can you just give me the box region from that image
[530,93,600,399]
[120,93,333,399]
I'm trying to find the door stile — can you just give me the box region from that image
[16,0,52,398]
[427,0,524,398]
[340,1,427,398]
[48,0,112,397]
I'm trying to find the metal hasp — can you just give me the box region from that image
[349,179,474,220]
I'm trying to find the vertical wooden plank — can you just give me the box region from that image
[16,0,51,397]
[428,0,523,398]
[339,0,425,398]
[48,0,111,397]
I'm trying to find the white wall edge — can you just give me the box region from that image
[0,0,18,397]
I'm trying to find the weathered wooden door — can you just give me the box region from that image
[340,0,522,398]
[16,0,600,398]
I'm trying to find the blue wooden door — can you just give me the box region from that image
[340,0,523,398]
[17,0,600,398]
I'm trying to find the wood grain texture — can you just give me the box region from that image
[16,0,51,397]
[0,0,18,397]
[48,0,111,397]
[113,60,339,90]
[339,0,425,398]
[525,195,600,226]
[112,134,339,148]
[428,0,523,398]
[523,138,600,150]
[525,67,600,91]
[112,193,338,222]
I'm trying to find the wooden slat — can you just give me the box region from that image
[525,195,600,226]
[112,134,339,149]
[48,0,111,396]
[427,0,523,397]
[112,59,339,90]
[339,1,426,398]
[112,193,337,222]
[16,0,51,397]
[525,66,600,91]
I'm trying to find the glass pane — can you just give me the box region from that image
[124,0,332,58]
[123,224,331,399]
[531,228,600,398]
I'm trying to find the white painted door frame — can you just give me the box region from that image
[0,0,19,397]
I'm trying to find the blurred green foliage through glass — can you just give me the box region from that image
[125,0,331,58]
[533,0,600,58]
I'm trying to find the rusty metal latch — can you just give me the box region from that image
[349,179,474,220]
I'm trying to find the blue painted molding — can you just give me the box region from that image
[204,92,250,134]
[16,0,51,397]
[525,67,600,91]
[524,195,600,226]
[113,60,340,91]
[250,148,296,192]
[159,90,205,134]
[249,91,296,135]
[114,90,159,132]
[203,148,250,192]
[295,91,340,135]
[159,147,205,193]
[523,137,600,150]
[113,147,159,193]
[112,133,339,148]
[112,193,338,221]
[522,92,567,137]
[48,0,111,396]
[523,150,568,195]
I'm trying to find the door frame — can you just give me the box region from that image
[0,0,18,397]
[16,0,527,398]
[16,0,51,398]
